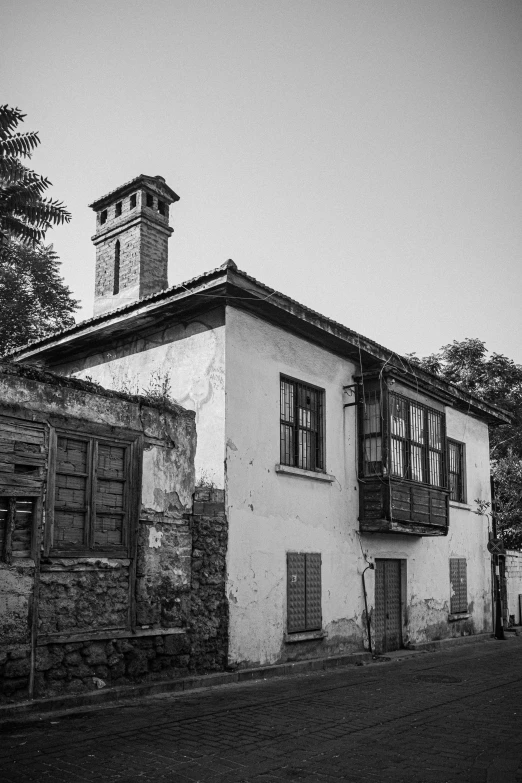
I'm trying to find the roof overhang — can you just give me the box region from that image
[9,261,512,428]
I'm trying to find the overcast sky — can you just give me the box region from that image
[3,0,522,362]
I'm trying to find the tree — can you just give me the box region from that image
[0,105,71,245]
[408,339,522,548]
[0,240,78,354]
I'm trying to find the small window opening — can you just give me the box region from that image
[146,193,154,208]
[100,209,108,225]
[158,200,166,216]
[115,201,122,217]
[113,240,120,295]
[130,193,137,209]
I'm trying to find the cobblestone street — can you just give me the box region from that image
[2,638,522,783]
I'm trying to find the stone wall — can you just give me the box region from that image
[188,488,229,672]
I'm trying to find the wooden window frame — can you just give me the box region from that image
[360,387,447,490]
[280,376,325,473]
[46,427,141,558]
[448,439,466,503]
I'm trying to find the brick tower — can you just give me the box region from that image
[89,175,180,316]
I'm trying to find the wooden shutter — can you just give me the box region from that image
[450,558,467,613]
[287,553,306,633]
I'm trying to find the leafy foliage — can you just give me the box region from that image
[408,339,522,548]
[0,105,71,244]
[0,240,78,354]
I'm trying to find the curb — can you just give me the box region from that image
[407,632,494,652]
[0,650,371,722]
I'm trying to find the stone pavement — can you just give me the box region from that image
[1,637,522,783]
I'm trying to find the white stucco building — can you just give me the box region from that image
[12,175,510,663]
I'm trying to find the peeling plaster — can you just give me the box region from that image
[148,527,164,548]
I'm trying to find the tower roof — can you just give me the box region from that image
[89,175,180,211]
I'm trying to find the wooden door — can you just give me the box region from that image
[374,559,403,654]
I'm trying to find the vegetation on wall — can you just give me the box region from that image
[408,338,522,549]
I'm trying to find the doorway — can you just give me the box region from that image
[374,559,404,654]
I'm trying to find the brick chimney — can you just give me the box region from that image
[89,175,180,316]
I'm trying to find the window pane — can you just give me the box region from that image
[428,411,442,450]
[391,437,405,477]
[390,395,407,438]
[280,380,294,423]
[298,429,314,470]
[411,444,424,482]
[280,423,294,466]
[409,404,424,444]
[429,449,442,487]
[364,399,381,435]
[364,436,382,475]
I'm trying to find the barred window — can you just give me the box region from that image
[51,433,132,556]
[448,440,466,503]
[280,377,325,472]
[362,390,382,476]
[389,392,445,488]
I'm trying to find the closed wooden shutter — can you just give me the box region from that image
[287,552,306,633]
[287,552,322,633]
[305,553,322,630]
[450,558,467,613]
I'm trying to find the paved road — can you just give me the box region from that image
[2,637,522,783]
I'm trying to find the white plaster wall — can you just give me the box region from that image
[225,306,366,666]
[52,311,226,488]
[362,408,492,644]
[225,307,493,664]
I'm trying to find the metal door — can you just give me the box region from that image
[374,559,402,654]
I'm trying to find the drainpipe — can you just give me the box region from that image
[362,563,374,654]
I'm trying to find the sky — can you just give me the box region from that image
[2,0,522,362]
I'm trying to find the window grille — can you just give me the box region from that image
[448,440,466,502]
[389,392,445,488]
[450,558,467,613]
[280,377,324,472]
[362,390,382,476]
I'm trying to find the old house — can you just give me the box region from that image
[0,361,229,703]
[11,175,510,669]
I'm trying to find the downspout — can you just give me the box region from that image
[362,563,374,654]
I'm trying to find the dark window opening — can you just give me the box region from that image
[450,558,467,613]
[52,434,131,556]
[158,200,166,216]
[280,377,325,472]
[100,209,108,225]
[362,389,382,476]
[130,193,137,209]
[448,440,466,502]
[146,193,154,208]
[14,464,40,475]
[0,496,34,563]
[287,552,322,633]
[113,240,120,295]
[115,201,122,217]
